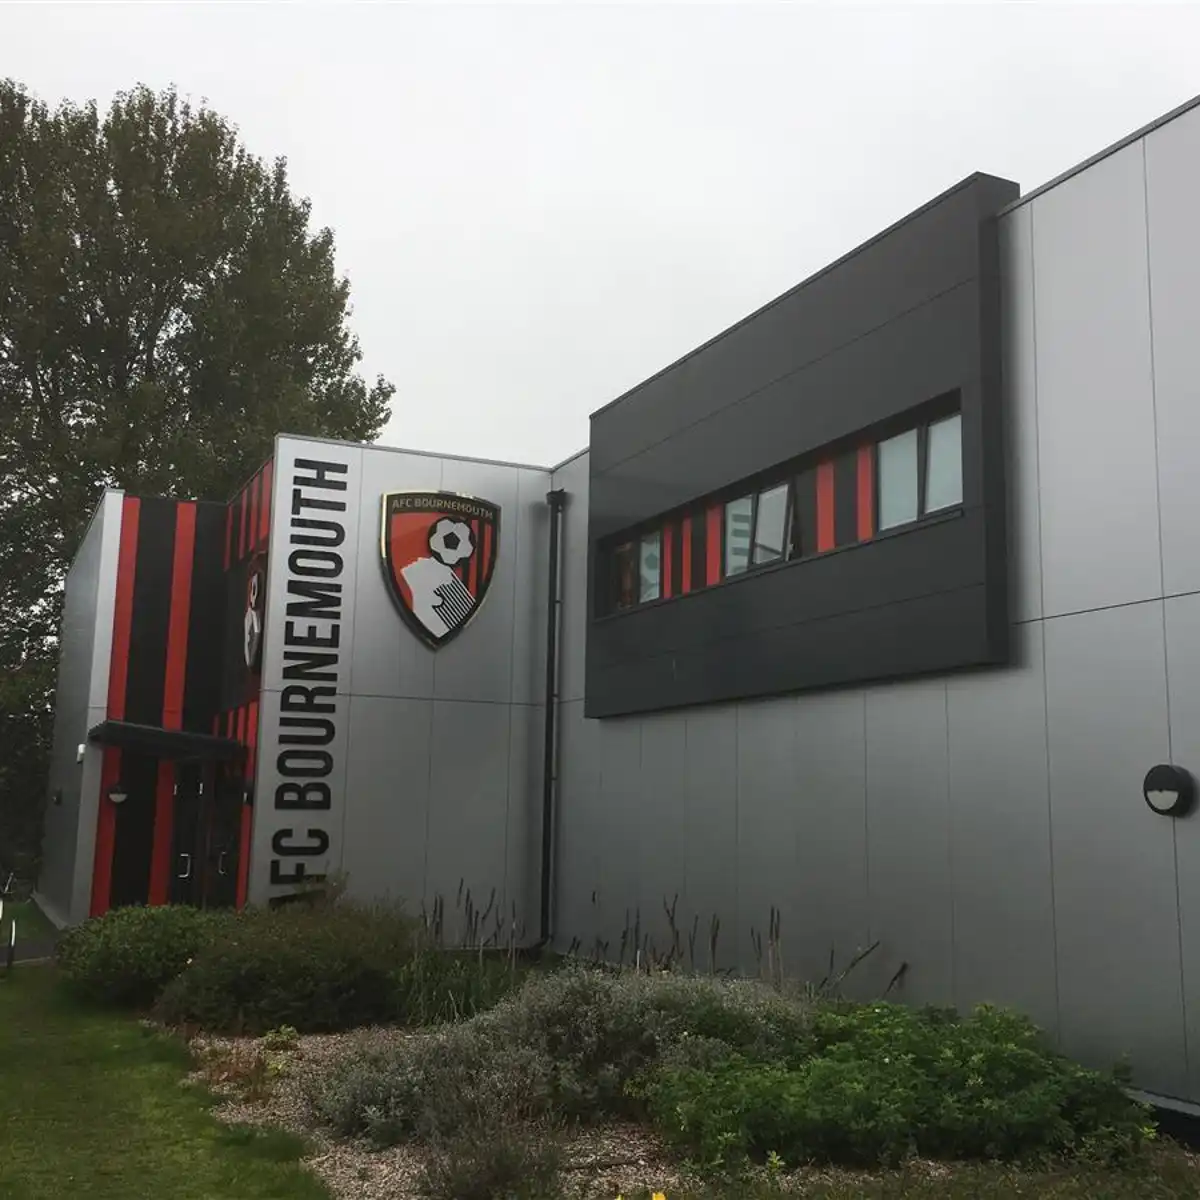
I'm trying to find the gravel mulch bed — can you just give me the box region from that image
[185,1026,684,1200]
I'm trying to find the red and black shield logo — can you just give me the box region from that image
[380,491,500,649]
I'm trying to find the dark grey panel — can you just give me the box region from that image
[591,284,983,537]
[585,173,1016,717]
[591,174,1019,475]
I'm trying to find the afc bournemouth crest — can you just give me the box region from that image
[244,556,266,672]
[380,492,500,649]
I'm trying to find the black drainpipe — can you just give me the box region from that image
[536,488,567,950]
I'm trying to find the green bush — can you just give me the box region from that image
[309,965,814,1139]
[306,1020,555,1145]
[155,901,417,1034]
[56,905,233,1007]
[635,1002,1156,1170]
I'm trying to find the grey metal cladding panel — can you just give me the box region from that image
[425,700,512,937]
[590,174,1017,474]
[595,719,644,955]
[1031,144,1160,618]
[348,448,441,700]
[511,469,552,706]
[554,455,591,705]
[591,285,983,538]
[735,699,801,973]
[341,695,433,910]
[432,459,524,705]
[1162,593,1200,1103]
[998,205,1043,624]
[634,711,689,961]
[69,724,107,925]
[587,584,991,719]
[506,702,543,940]
[683,707,740,973]
[946,621,1057,1038]
[791,691,871,996]
[1043,602,1185,1098]
[553,699,602,951]
[594,513,986,669]
[1145,107,1200,598]
[864,681,953,1007]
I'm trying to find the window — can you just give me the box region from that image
[924,413,962,513]
[752,483,790,566]
[724,495,753,576]
[878,428,919,530]
[613,541,637,611]
[639,530,662,603]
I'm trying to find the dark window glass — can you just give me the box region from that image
[613,541,636,611]
[752,483,790,565]
[924,413,962,513]
[639,530,661,603]
[724,495,753,576]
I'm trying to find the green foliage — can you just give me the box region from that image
[261,1024,300,1052]
[635,1002,1156,1171]
[0,78,395,876]
[155,901,418,1034]
[56,904,231,1007]
[390,946,528,1027]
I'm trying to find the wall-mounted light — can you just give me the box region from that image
[76,744,86,764]
[107,782,129,806]
[1143,764,1195,817]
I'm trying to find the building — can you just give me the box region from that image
[39,94,1200,1111]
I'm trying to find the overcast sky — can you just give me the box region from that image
[4,2,1200,467]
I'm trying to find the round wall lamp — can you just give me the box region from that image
[1143,764,1196,817]
[107,782,129,806]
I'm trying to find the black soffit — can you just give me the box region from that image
[87,720,246,763]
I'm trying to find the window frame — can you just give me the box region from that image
[597,393,962,619]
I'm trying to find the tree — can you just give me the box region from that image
[0,80,395,878]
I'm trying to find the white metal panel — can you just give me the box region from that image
[1145,107,1200,598]
[595,718,644,960]
[340,694,433,911]
[424,699,513,943]
[551,454,590,706]
[683,706,740,973]
[791,690,871,994]
[511,469,552,706]
[1044,601,1185,1098]
[947,622,1058,1038]
[505,702,544,941]
[865,680,953,1006]
[1163,592,1200,1103]
[552,699,602,953]
[1031,143,1160,618]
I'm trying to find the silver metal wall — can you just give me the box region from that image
[38,491,124,927]
[549,102,1200,1105]
[252,437,549,940]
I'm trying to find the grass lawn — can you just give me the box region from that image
[0,965,329,1200]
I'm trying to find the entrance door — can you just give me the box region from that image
[169,762,204,906]
[168,762,242,909]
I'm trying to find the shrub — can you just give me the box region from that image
[418,1124,564,1200]
[310,965,814,1139]
[635,1002,1156,1170]
[306,1021,555,1146]
[56,905,232,1007]
[155,900,417,1034]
